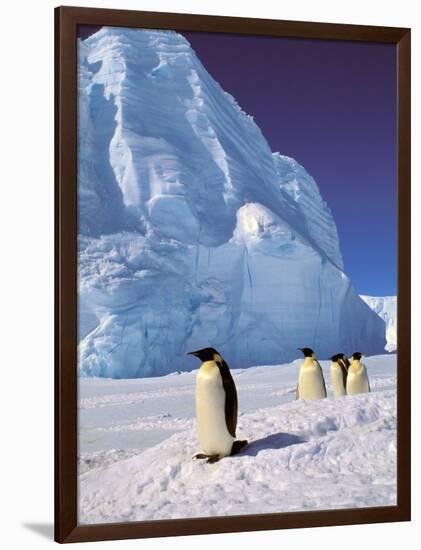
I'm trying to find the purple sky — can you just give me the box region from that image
[79,26,397,296]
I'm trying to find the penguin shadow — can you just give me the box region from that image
[238,432,306,457]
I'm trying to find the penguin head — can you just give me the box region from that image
[352,352,363,361]
[330,354,339,362]
[188,347,222,363]
[298,347,316,358]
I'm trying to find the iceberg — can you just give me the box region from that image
[360,296,397,352]
[77,27,386,378]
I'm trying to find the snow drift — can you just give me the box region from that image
[77,27,386,378]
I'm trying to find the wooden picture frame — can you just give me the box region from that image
[55,5,411,543]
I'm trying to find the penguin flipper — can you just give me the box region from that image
[217,359,238,438]
[296,384,300,400]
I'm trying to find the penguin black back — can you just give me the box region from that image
[216,358,238,438]
[331,353,348,388]
[338,353,351,369]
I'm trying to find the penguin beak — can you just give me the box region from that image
[187,351,200,358]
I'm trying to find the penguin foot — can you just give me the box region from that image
[193,453,210,460]
[231,440,248,456]
[206,455,221,464]
[193,453,222,463]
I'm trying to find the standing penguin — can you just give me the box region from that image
[346,352,371,395]
[296,347,327,400]
[188,347,248,463]
[330,354,347,397]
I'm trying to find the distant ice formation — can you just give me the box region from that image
[360,296,397,352]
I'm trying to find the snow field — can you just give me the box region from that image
[78,355,396,523]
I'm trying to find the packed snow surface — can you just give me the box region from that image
[78,354,396,523]
[77,27,386,378]
[360,296,397,352]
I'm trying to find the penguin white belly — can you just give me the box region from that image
[196,361,234,457]
[346,364,370,395]
[330,365,346,397]
[298,362,326,400]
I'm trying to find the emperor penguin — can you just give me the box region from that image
[188,347,248,463]
[346,352,371,395]
[330,354,347,397]
[296,347,327,400]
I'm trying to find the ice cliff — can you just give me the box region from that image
[77,27,386,378]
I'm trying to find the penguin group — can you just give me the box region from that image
[188,346,371,464]
[296,347,370,400]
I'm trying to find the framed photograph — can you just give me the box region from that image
[55,5,411,543]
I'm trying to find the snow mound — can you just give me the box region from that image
[79,390,396,523]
